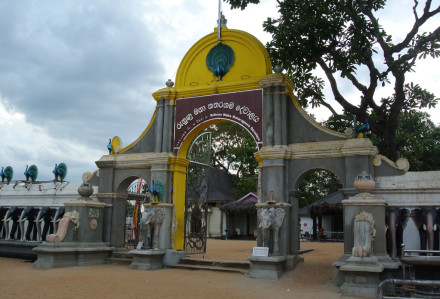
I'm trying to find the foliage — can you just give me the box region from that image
[125,201,135,217]
[298,170,342,208]
[226,0,440,161]
[324,108,440,171]
[205,122,259,198]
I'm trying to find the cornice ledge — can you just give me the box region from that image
[97,152,173,169]
[258,145,290,160]
[95,155,116,168]
[169,157,190,168]
[152,87,177,102]
[340,138,379,157]
[258,74,293,89]
[286,139,378,160]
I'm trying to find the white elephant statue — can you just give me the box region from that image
[139,208,165,250]
[257,207,286,255]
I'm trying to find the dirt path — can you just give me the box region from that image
[0,240,361,298]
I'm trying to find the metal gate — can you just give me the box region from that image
[184,132,211,254]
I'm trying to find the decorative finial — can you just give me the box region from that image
[274,65,283,74]
[166,79,174,87]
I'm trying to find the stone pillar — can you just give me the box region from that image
[150,153,174,204]
[155,99,164,152]
[280,92,288,145]
[288,190,300,257]
[263,87,274,146]
[273,86,282,145]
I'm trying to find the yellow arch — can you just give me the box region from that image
[153,27,272,101]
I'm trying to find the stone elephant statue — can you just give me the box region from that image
[4,207,23,240]
[139,208,165,250]
[35,207,56,242]
[0,207,8,239]
[257,207,286,255]
[385,207,409,259]
[411,207,439,252]
[19,206,40,241]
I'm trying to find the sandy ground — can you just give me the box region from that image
[0,240,362,299]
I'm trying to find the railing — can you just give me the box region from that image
[323,231,344,242]
[378,279,440,299]
[300,231,344,241]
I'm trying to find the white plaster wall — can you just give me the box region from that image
[0,182,96,207]
[207,207,222,237]
[375,171,440,206]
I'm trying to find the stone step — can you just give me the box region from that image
[111,251,133,258]
[106,257,133,265]
[168,263,248,275]
[179,257,250,269]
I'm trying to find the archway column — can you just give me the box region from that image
[255,146,290,257]
[95,192,127,248]
[170,157,190,250]
[259,75,290,146]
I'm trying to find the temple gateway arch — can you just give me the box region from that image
[93,25,407,271]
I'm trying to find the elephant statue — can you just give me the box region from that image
[4,207,23,240]
[18,207,40,241]
[46,210,80,243]
[0,207,8,239]
[51,207,65,234]
[138,208,165,250]
[257,207,286,256]
[385,207,409,259]
[35,207,55,241]
[411,207,439,253]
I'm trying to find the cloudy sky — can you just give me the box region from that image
[0,0,439,182]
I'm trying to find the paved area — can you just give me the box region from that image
[0,240,361,298]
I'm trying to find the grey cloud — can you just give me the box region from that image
[0,1,163,151]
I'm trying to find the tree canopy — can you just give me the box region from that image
[298,170,342,208]
[226,0,440,161]
[206,122,259,198]
[325,107,440,171]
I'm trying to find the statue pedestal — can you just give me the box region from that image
[33,185,113,269]
[248,255,286,280]
[336,193,389,297]
[340,256,384,298]
[33,242,113,269]
[129,249,165,270]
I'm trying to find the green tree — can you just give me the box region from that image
[298,170,342,208]
[325,108,440,171]
[226,0,440,161]
[206,122,259,197]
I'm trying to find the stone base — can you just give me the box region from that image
[129,249,165,270]
[248,255,286,280]
[33,242,113,269]
[162,249,187,266]
[339,256,384,298]
[285,254,300,271]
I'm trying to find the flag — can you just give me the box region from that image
[133,199,138,239]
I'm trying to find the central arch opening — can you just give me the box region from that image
[182,120,259,256]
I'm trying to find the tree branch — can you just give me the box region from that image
[391,1,440,53]
[317,58,360,115]
[396,26,440,67]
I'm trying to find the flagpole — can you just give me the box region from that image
[217,0,222,43]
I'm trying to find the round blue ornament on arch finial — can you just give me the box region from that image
[206,43,235,81]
